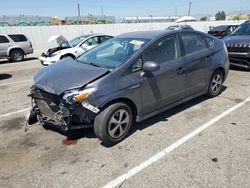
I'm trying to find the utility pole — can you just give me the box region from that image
[101,6,104,18]
[188,2,192,16]
[77,3,81,25]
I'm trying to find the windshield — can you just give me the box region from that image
[230,24,250,36]
[77,37,150,69]
[69,36,86,47]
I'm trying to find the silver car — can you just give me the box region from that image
[0,34,33,62]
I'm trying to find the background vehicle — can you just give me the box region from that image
[39,34,113,66]
[28,30,229,145]
[224,22,250,70]
[0,34,33,62]
[208,25,238,38]
[165,25,194,31]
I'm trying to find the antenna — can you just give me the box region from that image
[101,6,104,18]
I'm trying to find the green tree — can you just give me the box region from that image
[221,11,226,20]
[215,11,226,20]
[200,16,208,21]
[233,15,240,21]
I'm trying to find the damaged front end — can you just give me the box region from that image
[26,86,99,131]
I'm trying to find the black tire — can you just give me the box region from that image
[10,49,24,62]
[94,102,133,145]
[206,70,224,97]
[60,54,75,60]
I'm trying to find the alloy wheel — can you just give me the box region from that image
[211,74,222,94]
[108,109,130,139]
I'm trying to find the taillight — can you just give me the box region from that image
[30,41,32,48]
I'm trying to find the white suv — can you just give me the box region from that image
[0,34,34,62]
[39,34,113,66]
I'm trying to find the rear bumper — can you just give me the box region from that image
[25,48,34,55]
[228,52,250,70]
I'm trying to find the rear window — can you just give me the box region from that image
[8,34,27,42]
[0,36,9,43]
[180,33,206,55]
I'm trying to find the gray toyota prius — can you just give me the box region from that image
[27,30,229,144]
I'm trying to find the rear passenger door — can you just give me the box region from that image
[179,32,212,97]
[0,35,10,56]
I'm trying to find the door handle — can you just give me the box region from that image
[176,67,185,74]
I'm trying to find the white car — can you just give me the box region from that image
[39,34,113,66]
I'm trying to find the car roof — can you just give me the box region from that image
[116,30,177,40]
[81,33,112,38]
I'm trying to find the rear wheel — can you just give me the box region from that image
[94,103,133,145]
[10,49,24,62]
[206,70,223,97]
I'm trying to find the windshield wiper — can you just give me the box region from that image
[77,60,101,67]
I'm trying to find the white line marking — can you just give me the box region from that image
[103,96,250,188]
[0,108,29,119]
[0,80,32,87]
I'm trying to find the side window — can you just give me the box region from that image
[122,58,143,76]
[0,36,10,43]
[180,33,206,55]
[8,34,27,42]
[143,35,180,64]
[131,58,143,72]
[100,36,112,43]
[82,37,98,46]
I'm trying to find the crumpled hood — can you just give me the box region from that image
[223,35,250,45]
[48,35,72,47]
[34,58,109,95]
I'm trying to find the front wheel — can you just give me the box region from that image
[10,49,24,62]
[94,103,133,145]
[206,70,224,97]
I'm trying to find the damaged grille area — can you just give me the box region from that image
[31,87,61,120]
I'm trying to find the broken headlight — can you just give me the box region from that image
[63,88,96,104]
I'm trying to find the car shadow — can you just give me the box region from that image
[0,74,12,81]
[41,86,227,147]
[42,123,96,140]
[0,57,38,64]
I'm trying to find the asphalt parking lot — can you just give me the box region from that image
[0,54,249,188]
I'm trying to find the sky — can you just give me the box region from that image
[0,0,250,18]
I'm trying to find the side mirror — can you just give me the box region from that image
[81,43,88,48]
[142,61,160,72]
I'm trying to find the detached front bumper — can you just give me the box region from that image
[27,87,99,131]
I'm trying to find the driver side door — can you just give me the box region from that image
[140,34,186,116]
